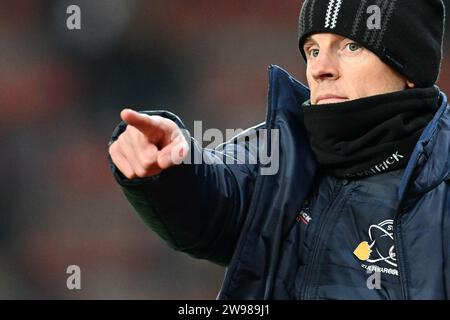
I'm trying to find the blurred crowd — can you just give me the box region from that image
[0,0,449,299]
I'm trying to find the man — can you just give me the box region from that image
[108,0,449,299]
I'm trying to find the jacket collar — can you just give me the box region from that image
[398,90,450,199]
[267,65,450,200]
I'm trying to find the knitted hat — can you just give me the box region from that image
[298,0,446,87]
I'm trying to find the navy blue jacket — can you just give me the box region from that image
[109,65,450,299]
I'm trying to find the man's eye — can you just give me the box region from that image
[309,49,319,58]
[346,43,361,52]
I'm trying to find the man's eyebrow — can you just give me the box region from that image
[303,37,317,47]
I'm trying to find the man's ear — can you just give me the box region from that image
[406,80,415,88]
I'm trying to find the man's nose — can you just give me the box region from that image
[310,52,339,82]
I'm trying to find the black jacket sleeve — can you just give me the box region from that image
[108,110,262,266]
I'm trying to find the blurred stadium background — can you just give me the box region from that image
[1,0,449,299]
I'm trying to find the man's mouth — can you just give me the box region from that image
[316,94,349,105]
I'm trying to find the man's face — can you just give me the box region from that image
[303,33,413,105]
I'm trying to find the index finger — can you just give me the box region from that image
[120,109,166,135]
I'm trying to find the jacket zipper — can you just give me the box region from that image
[393,206,408,299]
[395,159,420,300]
[300,179,345,299]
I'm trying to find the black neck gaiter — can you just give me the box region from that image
[302,87,440,179]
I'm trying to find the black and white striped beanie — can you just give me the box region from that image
[298,0,446,87]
